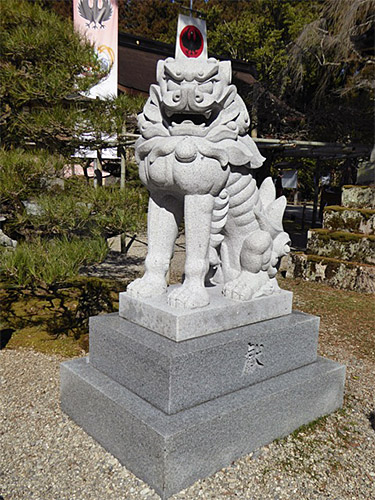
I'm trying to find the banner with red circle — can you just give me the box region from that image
[175,14,207,60]
[180,25,204,58]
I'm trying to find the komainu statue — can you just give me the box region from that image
[127,18,290,309]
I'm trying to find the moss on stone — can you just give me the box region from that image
[310,229,375,242]
[323,207,375,235]
[5,326,83,357]
[305,254,373,267]
[342,185,374,189]
[324,205,375,216]
[1,275,125,355]
[324,213,359,232]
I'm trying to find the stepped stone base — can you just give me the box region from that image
[323,206,375,234]
[307,229,375,265]
[89,311,319,414]
[61,282,345,499]
[285,252,375,293]
[119,286,293,341]
[61,356,345,500]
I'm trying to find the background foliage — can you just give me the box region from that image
[119,0,319,91]
[0,1,146,293]
[0,0,144,153]
[117,0,374,144]
[39,0,374,144]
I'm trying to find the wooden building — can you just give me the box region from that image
[118,32,257,95]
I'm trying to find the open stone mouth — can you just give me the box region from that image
[167,112,211,127]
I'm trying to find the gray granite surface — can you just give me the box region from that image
[90,311,319,414]
[119,286,293,341]
[60,356,345,499]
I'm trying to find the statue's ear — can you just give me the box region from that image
[219,61,232,85]
[156,60,165,83]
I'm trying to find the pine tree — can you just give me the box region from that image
[0,0,143,154]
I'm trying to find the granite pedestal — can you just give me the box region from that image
[119,286,293,341]
[60,288,346,499]
[89,310,319,414]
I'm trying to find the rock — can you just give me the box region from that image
[307,229,375,265]
[22,200,44,216]
[285,253,375,293]
[0,229,17,248]
[342,185,375,209]
[106,234,124,253]
[290,184,375,290]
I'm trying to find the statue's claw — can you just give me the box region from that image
[127,275,167,299]
[168,283,210,309]
[223,271,269,301]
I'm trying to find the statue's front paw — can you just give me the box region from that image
[127,276,167,299]
[223,271,269,301]
[168,283,210,309]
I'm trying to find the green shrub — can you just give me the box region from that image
[0,1,145,153]
[10,180,148,240]
[0,148,65,208]
[0,236,108,286]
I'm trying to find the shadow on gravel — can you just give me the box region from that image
[123,256,145,266]
[369,411,375,431]
[0,328,15,349]
[80,253,145,282]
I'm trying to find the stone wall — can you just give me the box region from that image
[285,185,375,293]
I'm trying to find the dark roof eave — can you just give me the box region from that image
[118,31,257,77]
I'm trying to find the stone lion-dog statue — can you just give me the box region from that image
[127,56,290,309]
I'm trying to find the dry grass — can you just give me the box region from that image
[280,277,375,361]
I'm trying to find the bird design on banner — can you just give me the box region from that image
[78,0,113,29]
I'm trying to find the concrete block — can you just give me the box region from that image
[61,356,345,500]
[119,286,293,341]
[89,311,319,414]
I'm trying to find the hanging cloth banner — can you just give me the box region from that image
[73,0,118,159]
[73,0,118,99]
[281,169,298,189]
[175,14,207,60]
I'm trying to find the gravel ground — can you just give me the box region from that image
[1,346,374,500]
[81,233,186,285]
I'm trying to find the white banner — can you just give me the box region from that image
[73,0,118,159]
[73,0,118,99]
[175,14,207,60]
[281,169,298,189]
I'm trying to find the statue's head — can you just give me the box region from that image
[136,14,264,172]
[154,57,250,138]
[158,57,230,116]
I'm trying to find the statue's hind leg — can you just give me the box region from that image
[127,192,182,299]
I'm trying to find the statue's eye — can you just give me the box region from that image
[167,80,180,91]
[199,82,213,94]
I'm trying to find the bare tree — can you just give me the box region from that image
[288,0,375,99]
